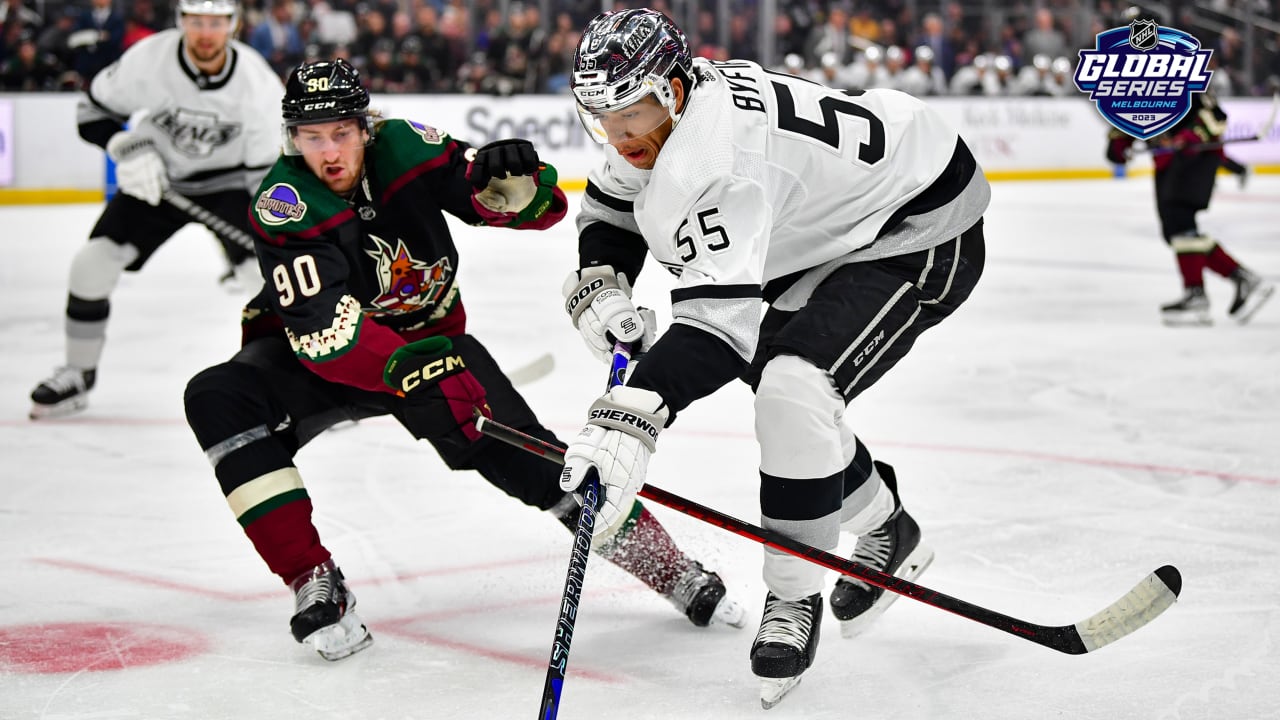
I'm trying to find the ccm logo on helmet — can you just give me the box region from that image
[564,278,605,314]
[303,101,338,111]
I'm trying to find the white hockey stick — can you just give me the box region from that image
[505,352,555,386]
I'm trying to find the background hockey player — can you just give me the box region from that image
[183,59,744,662]
[557,9,988,708]
[1106,7,1274,325]
[29,0,283,419]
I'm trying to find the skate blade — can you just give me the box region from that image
[29,396,89,420]
[712,596,749,629]
[1160,311,1211,327]
[839,544,934,640]
[760,676,802,709]
[1232,283,1275,325]
[303,612,374,661]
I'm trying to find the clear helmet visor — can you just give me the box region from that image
[578,86,680,142]
[573,74,679,145]
[282,116,373,156]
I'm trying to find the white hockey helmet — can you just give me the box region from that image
[570,9,695,144]
[176,0,239,28]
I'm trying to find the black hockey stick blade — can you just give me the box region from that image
[474,414,1182,656]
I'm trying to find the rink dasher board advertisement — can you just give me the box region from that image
[0,93,1275,193]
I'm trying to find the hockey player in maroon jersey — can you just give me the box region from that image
[1107,90,1274,325]
[557,9,987,707]
[182,59,744,662]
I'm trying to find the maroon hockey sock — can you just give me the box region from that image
[594,501,690,596]
[1176,252,1209,289]
[1205,245,1241,278]
[242,497,332,585]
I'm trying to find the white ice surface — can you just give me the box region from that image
[1,177,1278,719]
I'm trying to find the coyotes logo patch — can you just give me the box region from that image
[407,120,443,144]
[255,183,308,226]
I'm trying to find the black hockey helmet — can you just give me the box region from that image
[282,59,370,126]
[1122,4,1165,25]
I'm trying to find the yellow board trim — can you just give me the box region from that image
[0,188,105,205]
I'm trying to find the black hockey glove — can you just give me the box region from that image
[468,139,541,190]
[383,336,490,442]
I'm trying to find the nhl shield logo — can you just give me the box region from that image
[1129,19,1159,51]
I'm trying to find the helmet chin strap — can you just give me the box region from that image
[657,76,689,130]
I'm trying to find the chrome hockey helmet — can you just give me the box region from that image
[570,9,694,144]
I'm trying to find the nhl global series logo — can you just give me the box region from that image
[1073,20,1213,140]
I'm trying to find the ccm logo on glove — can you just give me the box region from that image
[392,352,467,394]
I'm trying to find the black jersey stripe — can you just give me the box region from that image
[584,180,635,213]
[177,40,240,91]
[671,283,762,303]
[876,136,977,239]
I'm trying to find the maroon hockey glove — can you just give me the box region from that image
[384,336,490,442]
[1106,135,1132,165]
[1172,129,1203,156]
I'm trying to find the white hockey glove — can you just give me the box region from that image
[562,266,652,362]
[560,386,669,538]
[106,131,168,206]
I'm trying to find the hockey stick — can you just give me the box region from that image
[162,189,257,252]
[474,415,1182,656]
[535,344,631,720]
[506,352,556,387]
[1144,92,1279,155]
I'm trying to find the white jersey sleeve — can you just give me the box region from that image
[78,30,285,195]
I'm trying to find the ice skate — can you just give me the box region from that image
[289,561,373,661]
[29,367,96,420]
[750,592,822,709]
[1228,269,1274,325]
[1160,286,1211,326]
[667,561,748,628]
[831,463,933,639]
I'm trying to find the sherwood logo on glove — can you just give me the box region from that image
[565,278,606,315]
[589,408,660,442]
[1073,19,1212,140]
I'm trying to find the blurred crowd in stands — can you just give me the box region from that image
[2,0,1278,96]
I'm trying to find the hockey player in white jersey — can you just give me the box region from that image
[29,0,283,419]
[557,9,990,708]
